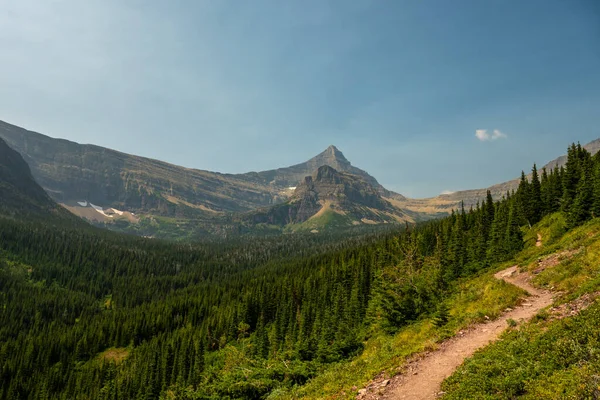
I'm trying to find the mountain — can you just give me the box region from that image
[248,165,408,231]
[0,120,412,237]
[0,137,78,222]
[0,120,281,214]
[3,119,595,237]
[240,145,403,199]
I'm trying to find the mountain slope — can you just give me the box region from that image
[248,165,408,230]
[0,120,282,214]
[0,137,77,221]
[0,120,407,230]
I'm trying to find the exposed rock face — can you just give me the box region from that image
[249,166,406,227]
[294,166,390,210]
[0,120,281,215]
[0,121,405,222]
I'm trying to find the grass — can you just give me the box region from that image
[269,271,524,399]
[287,209,353,233]
[273,212,600,399]
[440,213,600,399]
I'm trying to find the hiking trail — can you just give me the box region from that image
[358,265,553,400]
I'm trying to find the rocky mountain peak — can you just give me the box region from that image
[314,165,342,184]
[316,145,350,168]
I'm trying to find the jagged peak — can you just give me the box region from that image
[315,145,349,164]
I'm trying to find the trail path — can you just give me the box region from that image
[359,265,553,400]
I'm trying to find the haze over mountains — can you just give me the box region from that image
[1,119,597,238]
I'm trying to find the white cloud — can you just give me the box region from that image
[475,129,507,141]
[492,129,507,139]
[475,129,489,141]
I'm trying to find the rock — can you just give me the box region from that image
[357,388,367,396]
[382,379,390,386]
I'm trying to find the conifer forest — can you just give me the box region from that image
[1,143,599,399]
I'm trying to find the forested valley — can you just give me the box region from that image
[1,143,598,399]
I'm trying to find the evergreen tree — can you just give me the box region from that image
[432,302,450,327]
[516,171,531,226]
[505,200,524,255]
[593,154,600,217]
[529,164,542,224]
[487,201,509,263]
[568,157,594,227]
[562,144,580,212]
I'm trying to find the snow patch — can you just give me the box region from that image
[77,201,88,207]
[288,186,296,190]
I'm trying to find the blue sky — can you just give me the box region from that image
[1,0,599,197]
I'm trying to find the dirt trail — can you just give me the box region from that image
[360,265,553,400]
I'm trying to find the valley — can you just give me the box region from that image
[2,119,596,240]
[1,2,597,399]
[2,131,600,399]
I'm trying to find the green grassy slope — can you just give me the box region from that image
[441,213,600,399]
[267,212,600,399]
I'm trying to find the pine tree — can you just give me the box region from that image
[448,205,466,278]
[568,157,594,227]
[487,201,509,263]
[562,144,580,212]
[529,164,542,224]
[516,171,531,226]
[549,166,564,212]
[593,153,600,217]
[432,302,450,327]
[505,200,524,255]
[484,190,495,239]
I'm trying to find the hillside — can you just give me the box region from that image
[439,215,600,399]
[0,137,78,222]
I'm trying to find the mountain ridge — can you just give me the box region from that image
[0,119,413,237]
[2,119,597,237]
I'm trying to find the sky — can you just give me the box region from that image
[1,0,599,198]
